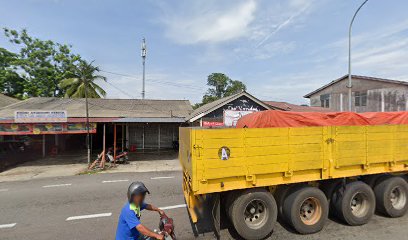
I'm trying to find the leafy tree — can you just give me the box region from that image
[0,47,25,99]
[59,60,106,98]
[194,73,246,109]
[3,28,82,97]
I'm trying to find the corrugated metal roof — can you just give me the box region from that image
[0,97,193,119]
[304,75,408,98]
[0,94,19,108]
[113,117,185,123]
[264,101,331,112]
[187,91,273,122]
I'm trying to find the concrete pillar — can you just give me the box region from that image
[381,91,385,112]
[405,97,408,111]
[340,93,343,112]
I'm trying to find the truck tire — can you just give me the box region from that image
[362,174,391,188]
[230,188,277,240]
[275,184,307,222]
[320,179,342,216]
[374,176,408,218]
[333,181,375,226]
[274,185,291,221]
[225,190,241,220]
[282,186,328,234]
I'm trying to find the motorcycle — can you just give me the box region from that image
[106,147,129,164]
[156,213,176,240]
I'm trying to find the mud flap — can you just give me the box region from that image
[211,193,221,240]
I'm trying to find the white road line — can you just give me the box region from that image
[42,183,72,188]
[66,213,112,221]
[102,179,129,183]
[159,204,186,210]
[0,223,16,229]
[0,189,8,192]
[150,176,175,180]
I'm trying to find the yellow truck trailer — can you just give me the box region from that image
[179,125,408,239]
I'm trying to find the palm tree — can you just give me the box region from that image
[59,60,106,98]
[60,60,106,166]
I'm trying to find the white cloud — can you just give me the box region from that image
[253,17,408,105]
[254,0,313,48]
[319,18,408,80]
[161,0,257,44]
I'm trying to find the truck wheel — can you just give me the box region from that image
[333,181,375,226]
[283,186,328,234]
[230,188,277,240]
[275,184,307,222]
[225,190,240,220]
[320,179,342,216]
[374,176,408,218]
[274,185,291,221]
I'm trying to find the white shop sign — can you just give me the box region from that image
[14,110,68,123]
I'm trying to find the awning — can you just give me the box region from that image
[112,117,186,123]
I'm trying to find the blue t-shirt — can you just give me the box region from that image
[116,202,147,240]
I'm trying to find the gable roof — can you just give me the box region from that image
[264,101,331,112]
[0,97,193,119]
[304,75,408,98]
[0,94,19,108]
[187,91,273,122]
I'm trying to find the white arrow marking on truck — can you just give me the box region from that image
[66,213,112,221]
[159,204,186,210]
[0,223,16,229]
[150,176,175,180]
[102,180,129,183]
[42,183,72,188]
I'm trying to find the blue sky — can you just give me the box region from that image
[1,0,408,104]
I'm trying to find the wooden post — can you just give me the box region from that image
[42,135,46,158]
[101,123,106,168]
[126,123,129,148]
[158,124,161,150]
[121,124,125,152]
[113,124,117,163]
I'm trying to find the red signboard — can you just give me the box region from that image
[0,123,96,135]
[202,121,224,127]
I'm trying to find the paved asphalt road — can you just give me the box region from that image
[1,172,408,240]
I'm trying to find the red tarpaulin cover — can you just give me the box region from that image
[236,110,408,128]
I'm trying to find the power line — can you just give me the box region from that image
[104,80,138,99]
[100,70,205,92]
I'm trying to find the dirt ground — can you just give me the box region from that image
[0,149,180,182]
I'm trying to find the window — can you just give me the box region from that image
[320,94,330,108]
[355,91,367,107]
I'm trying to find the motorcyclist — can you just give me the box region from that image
[116,182,165,240]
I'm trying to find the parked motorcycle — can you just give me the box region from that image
[106,147,129,164]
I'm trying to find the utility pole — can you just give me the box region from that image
[348,0,369,111]
[141,38,147,99]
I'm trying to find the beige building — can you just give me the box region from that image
[304,75,408,112]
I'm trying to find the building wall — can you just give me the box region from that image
[309,78,408,112]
